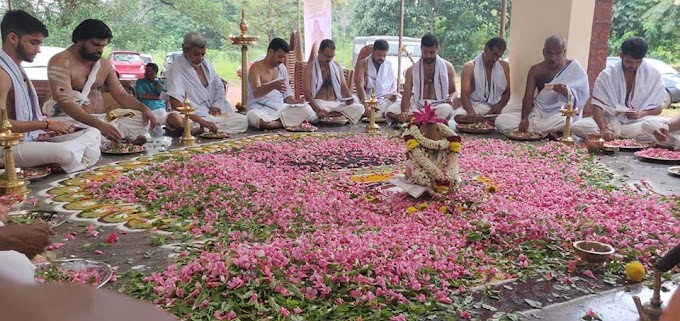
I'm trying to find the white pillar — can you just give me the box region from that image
[507,0,595,104]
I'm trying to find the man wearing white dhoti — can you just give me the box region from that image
[303,39,364,124]
[453,37,510,124]
[246,38,316,130]
[45,19,156,145]
[0,204,51,285]
[353,39,398,117]
[641,114,680,149]
[572,37,666,141]
[0,10,100,173]
[385,33,457,124]
[165,32,247,134]
[495,35,589,138]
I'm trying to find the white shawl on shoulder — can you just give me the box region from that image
[165,54,231,117]
[470,53,506,105]
[0,49,43,141]
[534,60,589,118]
[311,57,343,100]
[592,59,665,124]
[365,57,396,97]
[412,55,449,106]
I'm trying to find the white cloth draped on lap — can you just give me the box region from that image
[412,55,449,106]
[2,127,101,173]
[470,53,506,105]
[165,55,233,117]
[0,50,44,141]
[365,57,397,98]
[43,61,100,117]
[246,64,316,128]
[534,60,589,119]
[0,250,35,285]
[641,118,680,149]
[592,60,666,124]
[311,57,343,99]
[313,99,364,124]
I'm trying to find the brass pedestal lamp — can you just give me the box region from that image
[177,93,197,147]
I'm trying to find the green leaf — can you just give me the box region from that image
[482,303,498,312]
[524,299,543,308]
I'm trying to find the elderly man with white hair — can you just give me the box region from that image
[165,32,247,134]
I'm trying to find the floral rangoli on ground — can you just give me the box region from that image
[38,132,678,320]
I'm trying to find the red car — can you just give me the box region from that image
[109,51,145,80]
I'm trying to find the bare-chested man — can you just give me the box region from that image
[495,35,589,138]
[453,37,510,125]
[246,38,316,130]
[303,39,364,124]
[353,39,398,117]
[385,33,457,124]
[46,19,156,144]
[0,10,100,172]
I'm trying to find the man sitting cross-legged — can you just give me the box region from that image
[165,32,247,134]
[385,33,457,124]
[353,39,398,118]
[45,19,156,145]
[453,37,510,125]
[572,37,667,141]
[0,10,100,173]
[246,38,316,130]
[495,35,589,138]
[303,39,364,124]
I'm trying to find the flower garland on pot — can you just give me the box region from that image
[403,102,461,193]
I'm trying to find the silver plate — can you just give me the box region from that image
[35,259,113,289]
[8,210,67,228]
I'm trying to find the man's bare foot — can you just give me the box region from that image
[545,131,561,141]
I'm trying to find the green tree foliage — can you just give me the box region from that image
[609,0,679,63]
[350,0,510,70]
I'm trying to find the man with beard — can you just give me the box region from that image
[246,38,316,130]
[385,33,457,124]
[572,37,666,141]
[0,10,101,172]
[495,35,589,138]
[353,39,398,118]
[45,19,156,144]
[165,32,247,134]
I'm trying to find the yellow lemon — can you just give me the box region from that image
[439,205,448,214]
[406,206,417,214]
[625,261,645,282]
[417,203,429,210]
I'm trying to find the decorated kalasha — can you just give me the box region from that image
[403,101,460,193]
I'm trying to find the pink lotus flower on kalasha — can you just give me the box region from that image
[63,133,677,320]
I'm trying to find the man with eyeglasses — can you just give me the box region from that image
[165,32,247,134]
[303,39,364,124]
[495,35,589,139]
[45,19,157,145]
[573,37,667,142]
[453,37,510,125]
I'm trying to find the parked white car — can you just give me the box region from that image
[22,46,65,81]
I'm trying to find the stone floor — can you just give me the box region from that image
[17,122,680,320]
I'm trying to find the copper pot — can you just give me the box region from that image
[585,132,605,153]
